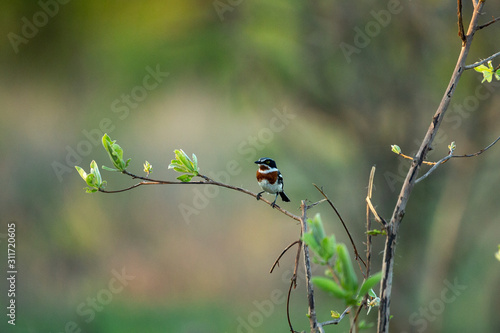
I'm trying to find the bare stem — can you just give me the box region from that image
[300,200,319,333]
[100,170,301,222]
[270,240,301,274]
[478,16,500,30]
[452,134,500,157]
[464,50,500,69]
[365,166,376,278]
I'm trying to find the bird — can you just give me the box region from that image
[255,157,290,208]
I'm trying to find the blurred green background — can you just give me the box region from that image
[1,0,500,332]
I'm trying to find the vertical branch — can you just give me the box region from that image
[458,0,466,45]
[300,200,319,333]
[377,2,485,332]
[365,166,376,277]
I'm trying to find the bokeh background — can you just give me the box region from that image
[1,1,500,332]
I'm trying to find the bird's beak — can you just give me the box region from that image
[254,160,260,164]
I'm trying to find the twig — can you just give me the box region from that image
[350,304,364,333]
[464,51,500,69]
[452,134,500,158]
[286,237,304,333]
[286,279,300,333]
[300,200,319,333]
[366,197,386,227]
[319,306,352,327]
[415,134,500,183]
[100,170,301,222]
[415,150,454,183]
[270,240,301,274]
[307,198,328,209]
[457,0,466,45]
[396,152,436,165]
[365,166,375,279]
[292,237,303,288]
[313,184,367,275]
[478,16,500,30]
[378,3,485,332]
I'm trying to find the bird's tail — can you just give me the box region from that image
[280,192,290,202]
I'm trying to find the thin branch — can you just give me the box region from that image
[452,134,500,158]
[465,50,500,69]
[396,152,436,165]
[478,16,500,30]
[286,237,304,333]
[98,182,149,193]
[292,238,303,288]
[415,150,454,183]
[319,306,352,327]
[458,0,466,45]
[366,197,386,227]
[286,279,300,333]
[365,166,375,278]
[100,170,301,222]
[350,304,364,333]
[270,240,301,274]
[300,200,320,333]
[307,198,328,209]
[313,184,367,275]
[415,134,500,183]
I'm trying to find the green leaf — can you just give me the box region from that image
[102,165,119,172]
[168,160,189,172]
[168,149,200,181]
[336,244,358,293]
[358,271,382,299]
[143,160,153,175]
[310,213,326,244]
[75,166,87,180]
[102,133,128,171]
[175,149,196,173]
[302,233,321,254]
[311,277,348,299]
[303,215,336,264]
[391,145,401,154]
[474,61,495,83]
[358,320,375,330]
[192,153,198,172]
[177,174,195,182]
[320,235,336,262]
[75,160,105,193]
[90,160,102,185]
[85,173,95,187]
[366,229,386,236]
[330,310,340,319]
